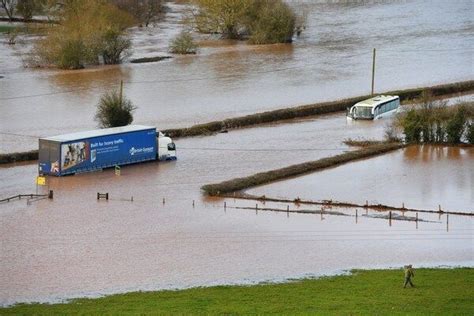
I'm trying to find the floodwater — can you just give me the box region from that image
[1,0,473,306]
[1,0,473,153]
[1,113,473,305]
[247,145,474,212]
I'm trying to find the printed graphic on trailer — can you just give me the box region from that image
[61,141,89,170]
[50,161,59,173]
[59,131,157,173]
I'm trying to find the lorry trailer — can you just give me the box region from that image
[38,125,176,176]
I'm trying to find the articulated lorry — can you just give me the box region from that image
[38,125,176,176]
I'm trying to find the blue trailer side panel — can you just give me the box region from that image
[48,128,156,175]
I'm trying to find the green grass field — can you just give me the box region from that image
[0,25,17,33]
[1,268,473,315]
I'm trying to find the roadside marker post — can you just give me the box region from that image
[115,165,121,176]
[36,176,46,186]
[36,176,46,195]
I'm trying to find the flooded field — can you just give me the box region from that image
[1,0,473,153]
[247,145,474,212]
[1,112,473,305]
[1,0,473,307]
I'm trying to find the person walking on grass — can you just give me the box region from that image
[404,265,415,288]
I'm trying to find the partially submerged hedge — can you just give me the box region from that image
[0,150,38,164]
[201,142,405,195]
[1,80,472,165]
[130,56,172,63]
[343,139,385,147]
[164,80,474,138]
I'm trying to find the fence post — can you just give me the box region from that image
[446,214,449,232]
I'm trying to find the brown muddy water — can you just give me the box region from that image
[1,0,473,305]
[1,0,473,153]
[247,145,474,212]
[1,113,473,305]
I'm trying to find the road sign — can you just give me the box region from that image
[36,176,46,186]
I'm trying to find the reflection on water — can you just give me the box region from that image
[403,144,470,162]
[1,0,473,153]
[49,66,131,93]
[248,145,474,211]
[1,117,473,305]
[1,0,473,305]
[0,185,471,306]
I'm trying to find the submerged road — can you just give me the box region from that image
[1,0,473,153]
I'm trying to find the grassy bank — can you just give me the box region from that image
[163,80,474,138]
[2,268,472,315]
[202,142,405,195]
[0,25,17,33]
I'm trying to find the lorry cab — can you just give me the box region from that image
[157,132,177,161]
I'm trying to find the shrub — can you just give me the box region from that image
[445,106,467,144]
[32,0,133,69]
[384,123,401,143]
[57,38,88,69]
[192,0,296,44]
[193,0,251,39]
[434,118,446,143]
[467,123,474,144]
[101,29,132,64]
[112,0,165,27]
[246,0,295,44]
[95,89,137,128]
[401,109,423,143]
[396,102,473,144]
[16,0,42,21]
[169,31,198,54]
[6,28,18,45]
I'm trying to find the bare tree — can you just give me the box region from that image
[0,0,17,21]
[16,0,43,21]
[112,0,165,27]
